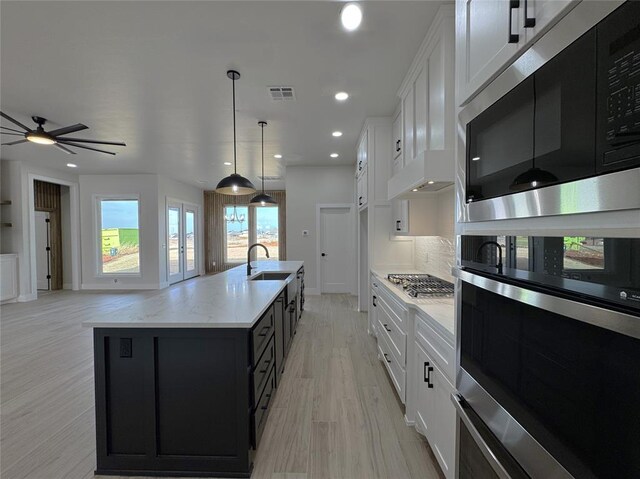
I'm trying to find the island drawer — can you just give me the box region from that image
[252,305,275,364]
[251,365,275,449]
[252,336,275,407]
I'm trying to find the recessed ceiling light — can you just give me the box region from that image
[335,92,349,101]
[66,163,77,168]
[223,161,232,166]
[332,131,343,137]
[274,154,282,159]
[472,156,480,161]
[330,153,339,158]
[412,188,418,192]
[341,3,363,31]
[427,180,435,185]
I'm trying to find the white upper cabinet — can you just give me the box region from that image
[388,5,456,200]
[392,109,402,162]
[356,130,368,177]
[456,0,580,106]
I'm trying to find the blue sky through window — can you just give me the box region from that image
[101,200,139,229]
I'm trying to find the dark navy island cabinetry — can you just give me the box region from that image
[88,261,304,478]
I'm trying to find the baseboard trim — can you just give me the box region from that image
[305,288,320,296]
[63,283,73,290]
[81,283,161,290]
[159,281,170,289]
[404,414,415,427]
[17,293,37,302]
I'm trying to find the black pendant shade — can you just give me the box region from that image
[509,167,559,191]
[250,120,277,206]
[216,70,256,195]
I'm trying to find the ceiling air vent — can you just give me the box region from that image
[268,86,295,101]
[259,175,283,181]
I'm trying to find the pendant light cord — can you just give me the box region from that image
[261,123,265,193]
[232,76,237,175]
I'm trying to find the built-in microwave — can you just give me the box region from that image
[464,1,640,209]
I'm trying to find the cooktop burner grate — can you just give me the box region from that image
[387,273,454,298]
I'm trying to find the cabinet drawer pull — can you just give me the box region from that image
[396,220,401,231]
[359,196,363,206]
[523,0,535,27]
[383,353,391,364]
[372,295,377,307]
[384,323,392,332]
[424,361,434,388]
[508,0,520,44]
[258,325,271,337]
[396,139,401,152]
[259,359,272,373]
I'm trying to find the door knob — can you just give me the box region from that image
[321,253,326,257]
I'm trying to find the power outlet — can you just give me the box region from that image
[119,338,132,358]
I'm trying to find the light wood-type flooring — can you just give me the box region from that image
[1,286,444,479]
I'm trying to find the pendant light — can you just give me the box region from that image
[510,78,558,192]
[215,70,256,195]
[250,121,277,206]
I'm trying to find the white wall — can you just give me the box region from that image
[286,165,355,293]
[79,174,160,289]
[0,159,80,300]
[157,176,204,286]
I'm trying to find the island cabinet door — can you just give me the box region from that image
[93,327,253,477]
[273,294,286,385]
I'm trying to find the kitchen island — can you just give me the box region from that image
[84,261,304,478]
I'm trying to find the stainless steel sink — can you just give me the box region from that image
[250,272,292,281]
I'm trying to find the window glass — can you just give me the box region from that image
[224,206,248,263]
[256,206,279,260]
[100,199,140,274]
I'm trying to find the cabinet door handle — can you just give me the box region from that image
[424,361,434,388]
[383,353,391,364]
[508,0,520,43]
[523,0,535,27]
[359,196,363,206]
[384,324,392,332]
[258,325,271,337]
[372,295,377,307]
[396,220,401,231]
[396,139,401,152]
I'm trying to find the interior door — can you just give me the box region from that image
[319,206,352,293]
[168,203,184,284]
[35,211,50,290]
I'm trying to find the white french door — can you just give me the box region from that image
[168,201,199,284]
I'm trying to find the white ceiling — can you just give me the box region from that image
[1,1,445,189]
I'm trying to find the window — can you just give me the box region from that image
[99,199,140,274]
[256,206,279,260]
[224,205,249,263]
[223,205,279,263]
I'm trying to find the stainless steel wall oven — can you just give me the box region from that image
[453,235,640,478]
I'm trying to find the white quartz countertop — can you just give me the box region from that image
[83,261,303,329]
[370,267,455,339]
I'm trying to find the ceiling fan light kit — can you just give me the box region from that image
[250,121,277,206]
[0,112,126,156]
[215,70,256,196]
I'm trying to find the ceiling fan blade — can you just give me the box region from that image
[47,123,88,137]
[55,144,76,155]
[1,139,28,146]
[1,132,23,136]
[0,111,31,131]
[58,141,116,155]
[56,137,125,147]
[1,125,24,133]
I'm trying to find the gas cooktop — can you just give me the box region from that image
[387,273,454,298]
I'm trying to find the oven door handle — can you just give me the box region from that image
[451,393,515,479]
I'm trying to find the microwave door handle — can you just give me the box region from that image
[451,394,514,479]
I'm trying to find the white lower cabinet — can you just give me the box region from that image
[414,340,456,479]
[370,277,379,336]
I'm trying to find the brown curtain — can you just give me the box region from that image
[204,190,286,274]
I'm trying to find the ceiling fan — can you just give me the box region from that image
[0,111,126,155]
